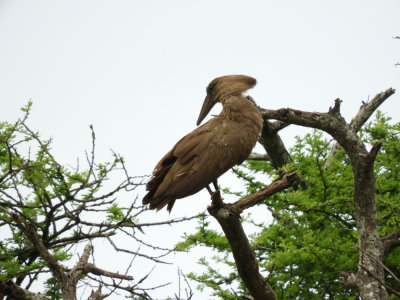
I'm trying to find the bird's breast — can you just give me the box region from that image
[212,118,261,167]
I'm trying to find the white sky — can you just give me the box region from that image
[1,1,399,299]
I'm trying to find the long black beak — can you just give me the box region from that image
[196,94,215,126]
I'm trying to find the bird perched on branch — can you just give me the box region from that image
[143,75,263,212]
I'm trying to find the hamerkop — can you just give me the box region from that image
[143,75,263,212]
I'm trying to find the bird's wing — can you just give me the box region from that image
[150,125,212,198]
[145,117,253,211]
[155,119,247,199]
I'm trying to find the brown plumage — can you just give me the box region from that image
[142,75,263,212]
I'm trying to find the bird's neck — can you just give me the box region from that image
[220,96,261,126]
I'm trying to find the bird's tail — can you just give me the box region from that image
[142,192,176,212]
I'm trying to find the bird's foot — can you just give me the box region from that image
[206,185,214,196]
[206,180,224,210]
[211,189,224,208]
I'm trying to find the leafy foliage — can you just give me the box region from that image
[179,112,400,299]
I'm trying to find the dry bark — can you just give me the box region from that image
[326,88,396,165]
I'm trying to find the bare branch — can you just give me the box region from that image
[68,244,92,286]
[351,89,395,131]
[339,271,359,289]
[382,228,400,255]
[234,172,299,211]
[87,285,107,300]
[85,264,133,280]
[258,118,292,168]
[248,153,270,161]
[326,88,395,162]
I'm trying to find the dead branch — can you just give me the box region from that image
[248,153,271,161]
[87,285,107,300]
[326,88,395,163]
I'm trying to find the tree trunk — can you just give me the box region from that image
[352,159,388,299]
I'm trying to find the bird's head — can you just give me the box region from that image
[196,75,257,126]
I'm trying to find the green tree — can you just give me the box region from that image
[178,102,400,298]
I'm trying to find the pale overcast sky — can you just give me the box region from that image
[1,1,399,299]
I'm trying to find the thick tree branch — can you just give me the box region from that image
[326,88,395,162]
[258,119,292,168]
[367,141,383,167]
[382,227,400,255]
[234,172,299,211]
[339,271,359,289]
[11,212,68,288]
[207,172,299,300]
[207,197,277,300]
[87,285,107,300]
[249,95,291,168]
[248,153,271,161]
[350,89,395,131]
[0,279,49,300]
[66,244,92,294]
[84,264,134,280]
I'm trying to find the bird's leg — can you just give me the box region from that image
[206,185,214,195]
[208,179,224,209]
[206,179,219,195]
[212,179,219,192]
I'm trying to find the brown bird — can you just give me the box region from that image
[142,75,263,212]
